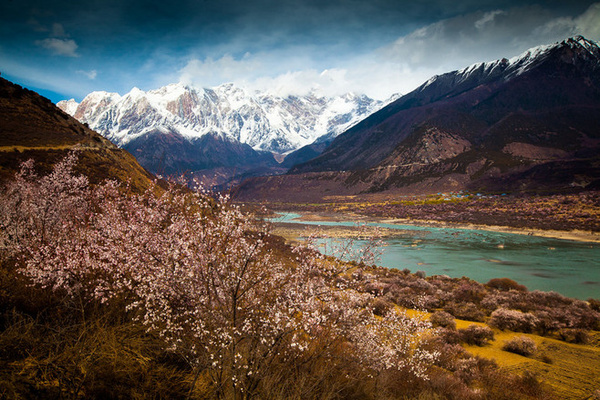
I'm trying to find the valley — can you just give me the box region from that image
[264,208,600,299]
[2,32,600,399]
[253,191,600,239]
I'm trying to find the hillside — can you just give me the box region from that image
[0,76,155,192]
[235,36,600,201]
[1,153,598,398]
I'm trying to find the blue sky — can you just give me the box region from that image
[1,0,599,103]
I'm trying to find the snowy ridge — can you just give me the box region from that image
[419,36,600,92]
[58,83,390,154]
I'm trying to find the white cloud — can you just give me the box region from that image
[245,68,350,97]
[179,54,263,87]
[77,69,97,79]
[178,53,405,100]
[175,3,600,101]
[574,3,600,40]
[475,10,506,30]
[370,3,600,95]
[35,38,79,57]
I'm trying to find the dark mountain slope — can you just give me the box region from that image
[122,129,279,177]
[0,76,155,191]
[282,36,600,195]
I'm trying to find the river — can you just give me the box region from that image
[269,212,600,300]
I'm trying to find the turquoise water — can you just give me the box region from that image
[269,212,600,300]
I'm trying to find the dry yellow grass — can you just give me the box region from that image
[457,318,600,399]
[0,145,75,152]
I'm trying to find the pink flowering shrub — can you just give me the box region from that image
[488,308,539,333]
[0,154,89,259]
[0,155,438,398]
[458,325,495,346]
[430,311,457,330]
[502,336,537,356]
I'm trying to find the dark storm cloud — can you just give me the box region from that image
[4,0,593,47]
[1,0,598,102]
[2,0,597,56]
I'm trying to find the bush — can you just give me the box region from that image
[452,281,486,303]
[445,302,486,322]
[436,327,462,345]
[371,297,393,316]
[534,311,562,336]
[488,308,538,333]
[458,325,495,346]
[588,298,600,312]
[558,328,590,344]
[486,278,527,292]
[502,336,537,356]
[430,311,456,330]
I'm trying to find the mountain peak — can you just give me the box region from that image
[413,36,599,100]
[59,82,388,154]
[564,35,598,49]
[287,35,600,196]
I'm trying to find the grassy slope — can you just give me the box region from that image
[457,319,600,399]
[0,77,156,192]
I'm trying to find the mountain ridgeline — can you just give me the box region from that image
[236,36,600,201]
[0,76,155,192]
[58,84,387,185]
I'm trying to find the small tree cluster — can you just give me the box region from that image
[502,336,537,356]
[458,325,495,346]
[360,265,600,341]
[488,308,539,333]
[361,192,600,232]
[430,311,456,330]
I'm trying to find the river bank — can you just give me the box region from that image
[270,211,600,243]
[253,191,600,243]
[267,210,600,300]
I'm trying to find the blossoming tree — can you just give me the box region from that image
[0,155,438,398]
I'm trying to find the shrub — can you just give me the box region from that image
[371,297,393,316]
[430,311,456,330]
[512,370,547,399]
[502,336,537,356]
[417,294,443,310]
[562,301,600,330]
[458,325,495,346]
[588,298,600,312]
[488,308,539,333]
[486,278,527,292]
[480,292,510,311]
[534,311,562,336]
[437,327,462,345]
[452,281,486,303]
[558,328,590,344]
[445,302,486,322]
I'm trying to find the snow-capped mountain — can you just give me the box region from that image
[279,35,600,198]
[58,83,386,154]
[408,35,600,104]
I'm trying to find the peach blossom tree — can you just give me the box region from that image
[0,155,438,398]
